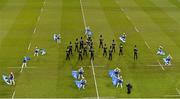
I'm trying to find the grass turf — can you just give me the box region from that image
[0,0,180,98]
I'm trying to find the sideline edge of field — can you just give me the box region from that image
[11,0,46,98]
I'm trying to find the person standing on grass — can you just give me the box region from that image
[81,77,87,89]
[75,38,79,52]
[79,37,84,49]
[78,67,84,79]
[83,43,88,56]
[66,47,70,60]
[57,34,61,44]
[89,46,94,61]
[69,41,73,55]
[116,76,123,88]
[134,45,138,60]
[103,44,107,57]
[78,49,83,60]
[109,46,113,60]
[89,39,93,49]
[112,39,116,52]
[34,46,39,56]
[99,34,104,48]
[119,43,123,56]
[21,57,27,69]
[9,72,15,85]
[126,83,133,94]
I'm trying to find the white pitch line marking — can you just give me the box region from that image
[145,41,150,49]
[12,91,15,99]
[80,0,99,98]
[80,0,87,28]
[8,67,36,69]
[134,26,139,32]
[28,42,31,50]
[33,0,45,34]
[157,60,165,70]
[91,60,100,99]
[176,88,180,95]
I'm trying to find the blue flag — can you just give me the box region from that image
[72,71,79,79]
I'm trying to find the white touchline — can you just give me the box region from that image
[176,88,180,95]
[134,26,139,32]
[145,41,150,49]
[80,0,99,98]
[91,60,100,99]
[157,60,165,71]
[80,0,87,28]
[12,91,15,99]
[33,0,46,34]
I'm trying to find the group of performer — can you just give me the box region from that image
[65,27,138,61]
[156,46,172,65]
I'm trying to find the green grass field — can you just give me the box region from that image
[1,0,180,98]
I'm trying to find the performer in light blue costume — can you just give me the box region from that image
[78,67,84,79]
[156,46,165,55]
[80,77,87,89]
[72,71,79,79]
[21,56,30,72]
[53,34,57,41]
[40,49,46,55]
[116,76,123,88]
[85,26,93,38]
[109,67,121,78]
[163,54,171,65]
[119,33,126,43]
[74,77,87,89]
[57,34,61,44]
[2,72,15,85]
[34,46,40,56]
